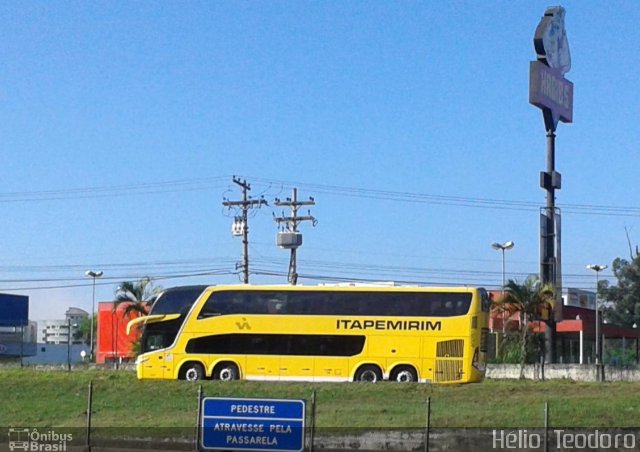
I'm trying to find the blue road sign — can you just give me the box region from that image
[201,397,306,452]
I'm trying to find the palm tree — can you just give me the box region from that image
[114,276,163,317]
[496,275,555,379]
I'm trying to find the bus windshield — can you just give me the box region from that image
[149,285,209,315]
[140,285,208,353]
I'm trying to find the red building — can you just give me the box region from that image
[96,302,144,365]
[489,289,640,364]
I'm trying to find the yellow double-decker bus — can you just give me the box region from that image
[130,284,489,384]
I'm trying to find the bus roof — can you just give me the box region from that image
[199,284,482,293]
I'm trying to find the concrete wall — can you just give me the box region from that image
[487,363,640,382]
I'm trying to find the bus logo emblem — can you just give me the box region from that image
[236,318,251,330]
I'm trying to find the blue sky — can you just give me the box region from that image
[1,1,639,320]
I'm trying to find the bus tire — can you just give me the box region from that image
[354,364,383,383]
[390,365,418,383]
[213,362,240,381]
[180,362,205,381]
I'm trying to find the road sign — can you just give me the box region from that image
[201,397,305,451]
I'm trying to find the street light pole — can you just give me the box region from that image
[67,318,71,371]
[85,270,103,362]
[492,241,515,333]
[586,264,607,382]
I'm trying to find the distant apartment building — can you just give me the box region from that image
[40,307,89,344]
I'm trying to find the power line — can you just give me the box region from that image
[245,176,640,217]
[0,174,638,217]
[0,176,231,203]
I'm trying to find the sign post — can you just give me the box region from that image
[200,397,306,452]
[529,6,573,364]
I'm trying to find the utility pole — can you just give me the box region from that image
[274,188,316,285]
[223,177,267,284]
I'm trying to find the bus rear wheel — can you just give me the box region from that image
[354,365,383,383]
[180,362,205,381]
[213,362,240,381]
[390,365,418,383]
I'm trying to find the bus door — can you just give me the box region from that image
[140,326,175,379]
[138,349,168,379]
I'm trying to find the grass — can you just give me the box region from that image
[1,368,639,431]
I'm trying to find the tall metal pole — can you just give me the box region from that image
[501,249,506,333]
[241,181,249,284]
[541,129,558,364]
[85,270,103,362]
[492,241,514,333]
[20,324,24,368]
[587,264,607,382]
[67,318,72,372]
[91,276,96,360]
[114,309,119,369]
[287,188,299,285]
[595,270,600,377]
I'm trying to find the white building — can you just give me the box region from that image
[39,307,89,344]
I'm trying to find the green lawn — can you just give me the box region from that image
[1,368,638,430]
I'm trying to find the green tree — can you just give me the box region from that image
[114,276,163,316]
[600,254,640,328]
[76,314,95,346]
[496,275,555,379]
[114,277,163,356]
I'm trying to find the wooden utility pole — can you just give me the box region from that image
[223,177,267,284]
[274,188,316,285]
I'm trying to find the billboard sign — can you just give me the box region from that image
[530,6,573,131]
[529,61,573,124]
[0,294,29,326]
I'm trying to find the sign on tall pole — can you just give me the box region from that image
[529,6,573,363]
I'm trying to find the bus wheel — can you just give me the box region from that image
[181,362,205,381]
[390,365,418,383]
[214,362,240,381]
[354,365,383,383]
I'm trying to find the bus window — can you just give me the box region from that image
[186,333,365,357]
[455,300,469,315]
[480,289,491,312]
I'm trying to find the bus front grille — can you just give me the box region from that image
[436,339,464,358]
